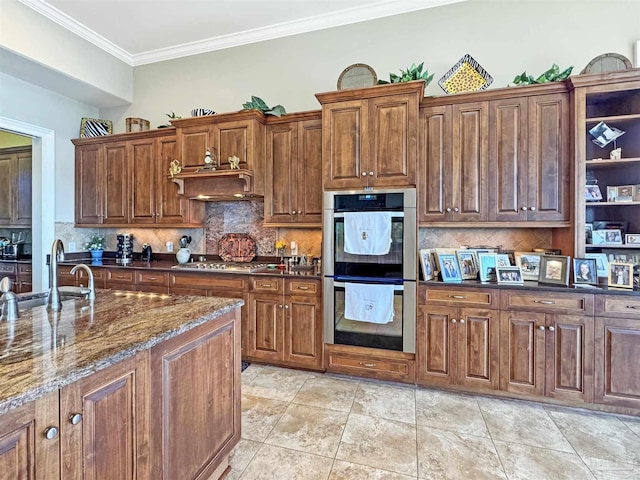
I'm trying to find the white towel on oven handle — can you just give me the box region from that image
[343,211,392,255]
[344,282,395,324]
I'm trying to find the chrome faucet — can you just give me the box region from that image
[0,277,19,321]
[47,239,65,311]
[70,264,96,301]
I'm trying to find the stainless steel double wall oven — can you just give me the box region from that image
[323,188,417,353]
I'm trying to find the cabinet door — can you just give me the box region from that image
[214,120,253,170]
[248,293,283,361]
[0,153,13,224]
[103,143,129,224]
[322,100,368,189]
[177,124,214,169]
[0,392,60,480]
[488,97,528,222]
[545,314,593,403]
[265,122,297,224]
[369,94,417,187]
[75,144,103,224]
[451,102,488,222]
[527,93,570,222]
[418,106,451,223]
[415,305,457,386]
[14,150,32,225]
[457,308,499,391]
[296,118,323,224]
[157,135,195,225]
[499,310,546,396]
[129,138,157,224]
[285,295,322,368]
[594,316,640,409]
[60,352,150,480]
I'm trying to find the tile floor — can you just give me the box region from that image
[229,364,640,480]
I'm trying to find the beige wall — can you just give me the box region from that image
[0,131,31,148]
[104,0,640,131]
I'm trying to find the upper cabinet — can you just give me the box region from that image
[264,112,323,226]
[0,146,32,226]
[73,130,204,227]
[418,83,570,226]
[316,81,423,189]
[571,69,640,258]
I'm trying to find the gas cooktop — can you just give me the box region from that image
[171,262,268,273]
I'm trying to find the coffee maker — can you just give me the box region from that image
[116,233,134,265]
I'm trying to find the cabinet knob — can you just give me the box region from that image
[539,326,545,331]
[451,319,457,323]
[278,304,283,308]
[369,171,374,176]
[44,426,59,440]
[292,211,296,215]
[459,319,465,324]
[69,413,83,425]
[284,305,289,309]
[361,172,367,177]
[521,207,527,211]
[548,326,555,332]
[446,208,452,212]
[453,207,459,213]
[530,206,536,211]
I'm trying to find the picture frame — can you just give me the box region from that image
[608,262,634,289]
[585,253,609,278]
[419,249,435,281]
[635,184,640,202]
[538,255,570,286]
[438,254,462,283]
[606,186,617,202]
[514,252,542,281]
[573,258,597,285]
[496,266,524,285]
[80,117,113,138]
[495,254,511,267]
[585,223,593,243]
[585,184,602,201]
[456,250,478,280]
[478,253,497,282]
[592,229,623,245]
[593,221,627,234]
[625,234,640,245]
[616,185,634,202]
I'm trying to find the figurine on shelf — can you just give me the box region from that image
[610,147,622,159]
[228,155,240,169]
[169,159,181,177]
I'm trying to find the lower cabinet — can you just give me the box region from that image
[247,277,322,370]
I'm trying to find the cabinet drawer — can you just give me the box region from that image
[107,269,136,283]
[170,273,248,291]
[324,345,415,384]
[286,279,320,296]
[251,277,284,294]
[137,271,169,286]
[420,285,498,308]
[17,264,31,275]
[596,295,640,319]
[500,290,594,315]
[0,263,16,275]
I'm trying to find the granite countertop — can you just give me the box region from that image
[0,289,243,414]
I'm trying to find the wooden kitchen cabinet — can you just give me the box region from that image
[488,89,570,223]
[0,146,32,226]
[264,112,323,226]
[418,102,488,223]
[499,290,594,403]
[248,277,322,369]
[316,81,423,189]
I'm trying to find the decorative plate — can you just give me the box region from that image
[438,54,493,94]
[218,233,256,262]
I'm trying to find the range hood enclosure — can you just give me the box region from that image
[170,169,264,201]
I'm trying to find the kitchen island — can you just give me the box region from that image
[0,289,243,480]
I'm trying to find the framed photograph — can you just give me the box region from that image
[593,221,627,234]
[585,184,602,201]
[80,117,113,138]
[616,185,634,202]
[635,184,640,201]
[625,234,640,245]
[514,252,542,281]
[456,250,478,280]
[585,223,593,243]
[608,262,634,289]
[573,258,597,285]
[419,249,435,281]
[438,254,462,283]
[606,186,617,202]
[585,253,609,278]
[538,255,570,286]
[592,229,623,245]
[495,254,511,267]
[496,266,524,285]
[478,253,497,282]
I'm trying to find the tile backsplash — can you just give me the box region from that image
[418,227,552,252]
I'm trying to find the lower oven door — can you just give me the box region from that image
[324,278,415,353]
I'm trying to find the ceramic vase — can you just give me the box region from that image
[90,249,104,261]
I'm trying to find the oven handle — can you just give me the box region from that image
[333,212,404,218]
[333,281,404,291]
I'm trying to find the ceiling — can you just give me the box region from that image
[19,0,465,66]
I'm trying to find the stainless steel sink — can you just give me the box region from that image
[17,289,89,310]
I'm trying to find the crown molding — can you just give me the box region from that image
[20,0,465,67]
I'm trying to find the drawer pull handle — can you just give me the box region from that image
[260,283,272,288]
[297,286,310,290]
[449,295,467,299]
[359,362,376,368]
[534,300,555,305]
[626,305,640,310]
[147,276,157,280]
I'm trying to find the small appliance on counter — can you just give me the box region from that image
[141,243,153,262]
[176,235,191,264]
[116,233,134,265]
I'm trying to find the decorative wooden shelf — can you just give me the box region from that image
[169,169,253,195]
[585,157,640,167]
[586,201,640,206]
[586,244,640,250]
[586,113,640,124]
